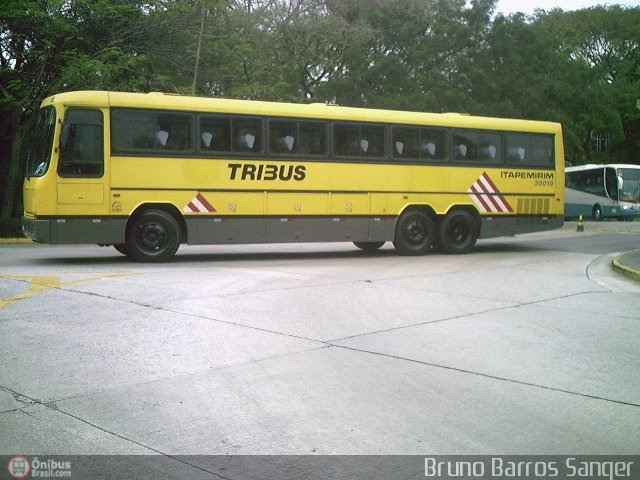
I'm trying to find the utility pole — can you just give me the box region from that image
[192,0,206,96]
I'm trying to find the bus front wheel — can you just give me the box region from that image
[126,209,181,262]
[393,209,435,255]
[437,210,478,254]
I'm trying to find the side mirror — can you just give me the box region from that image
[618,175,623,190]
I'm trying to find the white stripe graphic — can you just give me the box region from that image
[468,173,512,213]
[477,175,510,212]
[191,196,206,212]
[468,180,498,213]
[183,194,215,213]
[468,190,494,213]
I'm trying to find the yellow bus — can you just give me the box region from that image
[22,91,564,262]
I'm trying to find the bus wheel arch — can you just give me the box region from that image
[125,204,185,262]
[437,207,480,254]
[353,241,386,252]
[393,205,437,255]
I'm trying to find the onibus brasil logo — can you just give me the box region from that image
[7,456,71,478]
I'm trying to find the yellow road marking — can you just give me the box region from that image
[0,273,133,309]
[0,276,61,309]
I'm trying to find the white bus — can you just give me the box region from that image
[565,164,640,220]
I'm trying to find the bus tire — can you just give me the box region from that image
[393,209,435,255]
[437,210,478,254]
[353,241,385,251]
[592,205,603,221]
[126,209,181,262]
[113,244,128,255]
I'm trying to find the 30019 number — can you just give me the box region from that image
[535,179,554,187]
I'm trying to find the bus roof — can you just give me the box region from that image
[566,164,640,172]
[43,90,562,134]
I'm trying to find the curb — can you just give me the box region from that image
[612,250,640,282]
[0,238,33,244]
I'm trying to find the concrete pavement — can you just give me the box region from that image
[4,220,639,278]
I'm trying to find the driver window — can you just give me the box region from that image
[58,109,104,177]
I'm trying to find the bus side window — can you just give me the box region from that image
[129,115,157,149]
[507,133,553,167]
[392,127,445,163]
[270,120,297,154]
[453,132,474,160]
[299,122,326,156]
[506,133,527,164]
[334,123,384,159]
[478,133,501,162]
[58,108,104,177]
[157,113,192,151]
[112,109,193,154]
[199,116,231,152]
[334,123,359,157]
[392,127,419,160]
[530,136,553,166]
[420,128,446,161]
[233,118,262,153]
[452,131,501,163]
[361,125,385,158]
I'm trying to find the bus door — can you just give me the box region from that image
[604,167,619,201]
[55,107,110,243]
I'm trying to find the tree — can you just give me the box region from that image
[0,0,185,225]
[537,6,640,164]
[318,0,497,112]
[2,0,638,231]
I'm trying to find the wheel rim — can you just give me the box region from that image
[137,222,168,252]
[406,219,427,244]
[447,221,470,245]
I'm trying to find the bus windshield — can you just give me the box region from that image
[619,168,640,203]
[25,106,56,177]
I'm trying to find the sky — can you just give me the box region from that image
[495,0,639,15]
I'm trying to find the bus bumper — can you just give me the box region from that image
[22,217,51,243]
[611,205,640,219]
[22,216,127,244]
[480,214,564,239]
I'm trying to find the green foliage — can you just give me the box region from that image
[1,0,639,224]
[536,6,640,164]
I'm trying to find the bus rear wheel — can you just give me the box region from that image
[437,210,478,254]
[126,209,181,262]
[393,209,435,255]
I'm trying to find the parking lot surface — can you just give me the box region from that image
[1,223,639,460]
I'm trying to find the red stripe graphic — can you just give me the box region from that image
[480,172,513,212]
[196,193,217,212]
[470,185,493,212]
[183,193,217,213]
[468,172,513,213]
